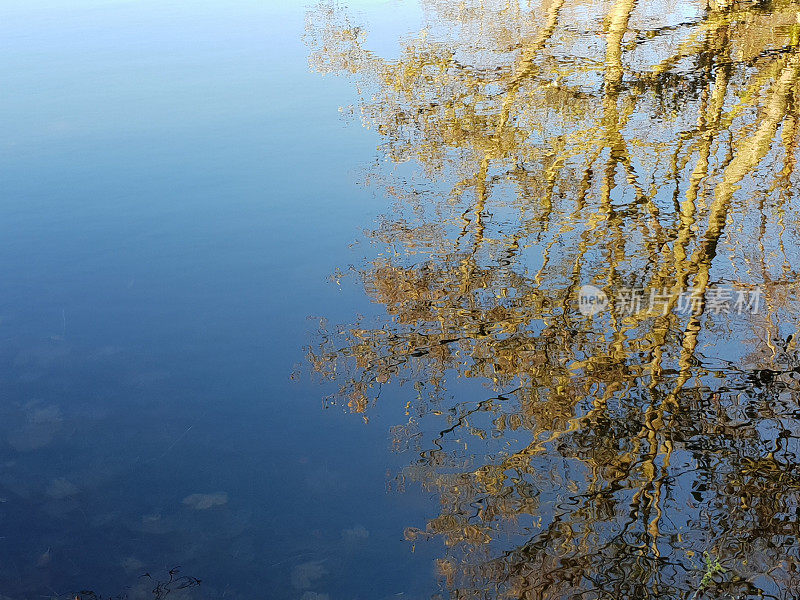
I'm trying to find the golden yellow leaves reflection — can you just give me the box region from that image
[305,0,800,597]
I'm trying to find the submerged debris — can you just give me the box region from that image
[181,492,228,510]
[71,567,200,600]
[291,560,328,590]
[46,478,79,499]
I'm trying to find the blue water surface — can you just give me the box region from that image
[0,1,440,598]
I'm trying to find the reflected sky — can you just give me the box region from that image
[4,0,800,599]
[0,1,441,598]
[305,0,800,598]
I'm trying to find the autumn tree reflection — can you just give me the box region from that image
[305,0,800,597]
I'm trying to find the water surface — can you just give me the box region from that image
[3,0,800,599]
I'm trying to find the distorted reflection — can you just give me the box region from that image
[306,0,800,597]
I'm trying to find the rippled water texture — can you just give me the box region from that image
[305,0,800,598]
[4,0,800,598]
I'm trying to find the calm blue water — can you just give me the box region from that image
[6,1,800,599]
[0,2,440,598]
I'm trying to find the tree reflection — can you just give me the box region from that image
[305,0,800,597]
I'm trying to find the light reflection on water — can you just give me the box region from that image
[305,0,800,598]
[1,1,438,599]
[2,0,800,598]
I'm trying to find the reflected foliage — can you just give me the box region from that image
[71,568,201,600]
[306,0,800,598]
